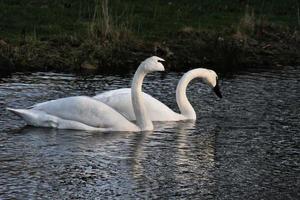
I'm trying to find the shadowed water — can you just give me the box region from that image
[0,67,299,199]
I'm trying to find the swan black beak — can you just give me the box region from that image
[213,80,222,98]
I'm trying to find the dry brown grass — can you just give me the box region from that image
[88,0,133,42]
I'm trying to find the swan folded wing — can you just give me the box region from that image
[94,89,136,120]
[32,96,138,130]
[143,93,184,121]
[94,89,183,121]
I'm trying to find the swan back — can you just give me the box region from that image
[32,96,139,131]
[94,88,183,121]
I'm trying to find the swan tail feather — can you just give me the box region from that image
[7,108,29,118]
[7,107,58,127]
[7,107,114,131]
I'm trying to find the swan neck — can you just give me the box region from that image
[131,67,153,131]
[176,69,209,120]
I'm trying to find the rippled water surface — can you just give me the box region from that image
[0,67,299,199]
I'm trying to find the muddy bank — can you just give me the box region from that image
[0,28,299,75]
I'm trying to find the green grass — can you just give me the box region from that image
[0,0,298,43]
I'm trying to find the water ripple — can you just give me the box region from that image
[0,66,299,199]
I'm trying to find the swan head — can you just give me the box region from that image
[206,70,222,98]
[141,56,165,72]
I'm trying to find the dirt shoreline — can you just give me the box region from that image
[0,28,299,75]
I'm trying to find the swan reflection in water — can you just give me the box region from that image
[2,66,299,199]
[9,121,216,198]
[130,121,217,197]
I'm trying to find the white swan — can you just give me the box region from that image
[94,68,222,121]
[7,56,165,132]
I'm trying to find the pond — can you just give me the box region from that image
[0,66,299,199]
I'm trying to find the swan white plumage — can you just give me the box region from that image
[94,68,222,121]
[7,56,165,131]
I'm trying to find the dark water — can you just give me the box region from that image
[0,67,299,199]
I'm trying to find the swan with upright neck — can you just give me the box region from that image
[7,56,165,131]
[94,68,222,121]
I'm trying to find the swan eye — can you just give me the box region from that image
[157,60,165,63]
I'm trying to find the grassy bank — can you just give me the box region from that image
[0,0,299,74]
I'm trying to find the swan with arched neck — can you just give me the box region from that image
[7,56,165,131]
[94,68,222,121]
